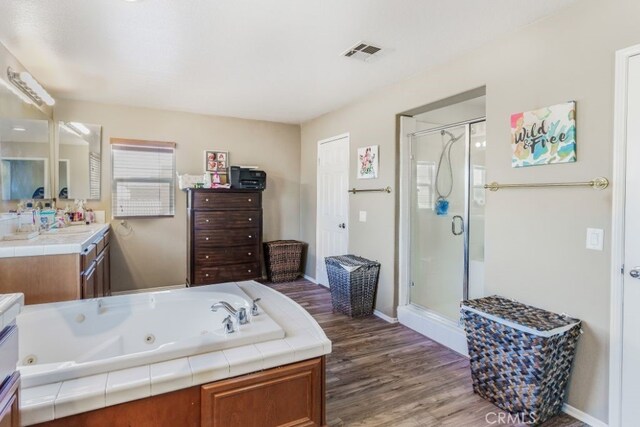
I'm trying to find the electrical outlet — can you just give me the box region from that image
[359,211,367,222]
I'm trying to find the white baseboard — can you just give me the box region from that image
[562,403,607,427]
[374,310,398,323]
[397,304,468,356]
[112,284,186,296]
[303,274,320,284]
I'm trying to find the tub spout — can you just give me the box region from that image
[211,301,237,316]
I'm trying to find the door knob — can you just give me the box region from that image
[338,223,346,229]
[630,268,640,279]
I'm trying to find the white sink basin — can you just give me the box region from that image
[41,228,93,235]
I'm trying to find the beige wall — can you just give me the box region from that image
[300,0,640,421]
[54,99,301,292]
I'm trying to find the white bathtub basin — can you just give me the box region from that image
[17,283,285,388]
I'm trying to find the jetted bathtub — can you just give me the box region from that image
[17,283,285,388]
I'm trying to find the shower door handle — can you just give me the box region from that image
[452,215,464,236]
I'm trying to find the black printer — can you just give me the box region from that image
[230,166,267,190]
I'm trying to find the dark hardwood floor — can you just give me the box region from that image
[267,279,586,427]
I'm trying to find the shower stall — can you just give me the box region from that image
[398,115,486,354]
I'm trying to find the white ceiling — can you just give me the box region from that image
[0,0,577,124]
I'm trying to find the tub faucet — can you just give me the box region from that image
[211,301,250,326]
[211,301,237,316]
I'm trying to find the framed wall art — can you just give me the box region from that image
[511,101,576,168]
[357,145,379,179]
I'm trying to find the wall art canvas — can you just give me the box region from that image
[357,145,379,179]
[511,101,576,168]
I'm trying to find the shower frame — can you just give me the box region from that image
[397,115,485,354]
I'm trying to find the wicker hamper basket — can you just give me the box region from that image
[264,240,306,283]
[325,255,380,317]
[460,296,581,425]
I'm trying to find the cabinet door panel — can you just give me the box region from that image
[104,244,111,297]
[201,358,322,427]
[95,253,105,297]
[0,373,20,427]
[82,265,96,299]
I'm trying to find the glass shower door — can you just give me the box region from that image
[410,124,467,322]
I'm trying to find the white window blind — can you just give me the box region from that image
[89,152,101,200]
[111,140,176,218]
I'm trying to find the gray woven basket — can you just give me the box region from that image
[325,255,380,317]
[461,296,581,426]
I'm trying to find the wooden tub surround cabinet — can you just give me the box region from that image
[187,189,264,285]
[0,295,23,427]
[34,357,326,427]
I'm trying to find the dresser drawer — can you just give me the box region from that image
[195,228,260,247]
[193,192,259,210]
[195,245,259,266]
[194,210,260,229]
[194,262,261,284]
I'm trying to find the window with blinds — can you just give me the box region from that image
[111,139,176,218]
[89,152,101,200]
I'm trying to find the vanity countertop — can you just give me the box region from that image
[0,223,110,258]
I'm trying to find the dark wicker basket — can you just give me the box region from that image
[325,255,380,317]
[461,296,581,425]
[263,240,305,283]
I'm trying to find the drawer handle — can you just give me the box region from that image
[205,198,209,202]
[206,237,209,241]
[248,235,252,238]
[248,218,252,222]
[205,273,209,277]
[248,269,252,273]
[248,198,252,202]
[206,219,209,223]
[248,252,252,256]
[206,255,209,259]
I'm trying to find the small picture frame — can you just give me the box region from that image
[205,150,229,172]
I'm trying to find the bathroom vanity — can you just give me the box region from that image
[0,224,111,304]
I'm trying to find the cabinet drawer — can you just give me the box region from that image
[194,210,260,229]
[195,245,259,266]
[81,244,97,272]
[193,192,259,210]
[195,228,259,247]
[194,262,260,284]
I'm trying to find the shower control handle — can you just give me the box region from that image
[452,215,464,236]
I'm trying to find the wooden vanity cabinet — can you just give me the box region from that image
[0,226,112,304]
[187,189,263,285]
[0,373,20,427]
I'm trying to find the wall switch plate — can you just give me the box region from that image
[586,228,604,251]
[359,211,367,222]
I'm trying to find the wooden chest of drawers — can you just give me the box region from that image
[187,189,263,285]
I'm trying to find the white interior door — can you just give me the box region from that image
[622,53,640,426]
[316,134,349,286]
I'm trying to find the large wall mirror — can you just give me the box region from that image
[0,118,51,201]
[57,122,102,200]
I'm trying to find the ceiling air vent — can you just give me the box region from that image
[342,41,383,62]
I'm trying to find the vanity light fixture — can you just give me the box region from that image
[0,75,34,105]
[6,67,55,107]
[69,122,91,135]
[60,122,82,137]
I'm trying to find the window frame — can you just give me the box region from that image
[110,138,177,219]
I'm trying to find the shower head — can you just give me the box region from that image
[441,129,464,142]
